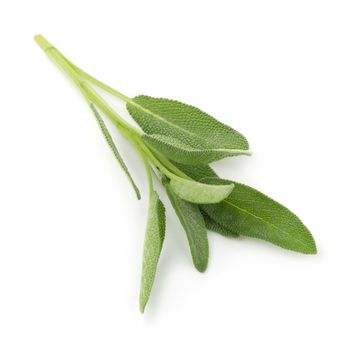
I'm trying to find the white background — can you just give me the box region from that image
[1,1,349,349]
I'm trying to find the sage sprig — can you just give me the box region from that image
[35,35,317,312]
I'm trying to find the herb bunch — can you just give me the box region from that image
[35,35,317,312]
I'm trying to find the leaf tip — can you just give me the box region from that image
[34,34,53,51]
[307,240,317,254]
[195,260,208,273]
[139,301,146,313]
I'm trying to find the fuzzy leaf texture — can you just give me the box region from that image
[173,163,238,234]
[166,184,209,272]
[140,191,166,313]
[169,176,234,204]
[126,96,250,165]
[200,209,239,237]
[175,164,316,252]
[143,134,249,165]
[90,104,141,199]
[173,162,218,181]
[201,178,317,254]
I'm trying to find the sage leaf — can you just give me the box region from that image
[169,177,234,204]
[174,164,241,236]
[90,104,141,199]
[172,164,239,234]
[166,184,209,272]
[127,95,250,164]
[173,162,218,181]
[202,178,317,254]
[200,209,239,237]
[143,133,249,165]
[140,191,166,313]
[175,165,316,251]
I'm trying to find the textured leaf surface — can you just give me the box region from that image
[140,191,165,313]
[90,104,141,199]
[175,165,316,252]
[143,134,249,165]
[202,178,317,254]
[127,95,249,164]
[174,162,217,181]
[173,163,238,232]
[200,209,239,237]
[169,177,234,204]
[166,184,208,272]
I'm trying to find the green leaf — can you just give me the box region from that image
[166,184,209,272]
[173,162,218,181]
[169,176,234,204]
[172,164,239,234]
[139,191,166,313]
[126,95,250,164]
[202,178,317,254]
[143,134,249,165]
[90,104,141,200]
[173,164,241,235]
[200,209,239,237]
[176,165,317,253]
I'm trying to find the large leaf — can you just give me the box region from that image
[143,134,249,165]
[169,176,234,204]
[202,178,317,254]
[90,104,141,199]
[166,184,209,272]
[175,164,316,252]
[139,191,166,313]
[126,95,249,164]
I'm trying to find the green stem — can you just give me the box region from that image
[134,139,175,179]
[148,147,191,179]
[141,155,153,197]
[58,53,192,180]
[65,60,132,104]
[34,35,140,138]
[34,35,191,184]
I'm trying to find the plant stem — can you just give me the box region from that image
[65,59,132,104]
[141,155,154,197]
[148,147,191,179]
[34,35,193,184]
[34,35,140,138]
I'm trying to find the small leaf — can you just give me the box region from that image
[140,191,166,313]
[90,104,141,199]
[127,95,250,164]
[173,164,240,234]
[202,178,317,254]
[169,176,234,204]
[143,134,250,165]
[166,184,209,272]
[200,209,239,237]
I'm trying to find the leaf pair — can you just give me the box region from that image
[127,96,250,165]
[176,163,317,254]
[164,174,236,273]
